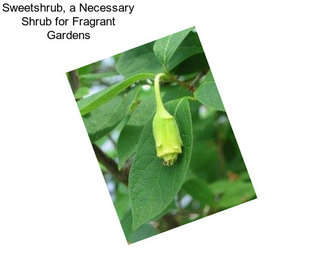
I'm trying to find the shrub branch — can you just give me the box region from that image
[92,144,129,186]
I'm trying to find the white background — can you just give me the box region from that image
[1,0,322,270]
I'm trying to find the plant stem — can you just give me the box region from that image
[154,73,167,111]
[191,72,205,87]
[167,75,196,93]
[68,70,80,93]
[92,144,128,186]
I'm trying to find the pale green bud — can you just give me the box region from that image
[152,73,183,166]
[153,107,183,166]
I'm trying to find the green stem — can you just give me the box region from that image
[154,73,167,112]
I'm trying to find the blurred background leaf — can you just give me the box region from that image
[121,211,158,244]
[116,42,163,77]
[83,96,126,142]
[153,27,193,70]
[195,71,225,111]
[117,125,143,169]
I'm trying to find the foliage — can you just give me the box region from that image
[67,27,256,244]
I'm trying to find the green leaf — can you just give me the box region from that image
[74,87,90,100]
[190,140,218,181]
[79,71,118,81]
[190,116,219,181]
[195,71,225,111]
[121,211,158,244]
[117,125,144,169]
[162,84,193,103]
[166,31,204,71]
[82,96,126,142]
[183,178,216,207]
[122,85,143,114]
[173,53,209,75]
[77,61,101,76]
[153,27,194,70]
[127,91,156,126]
[184,168,198,181]
[114,186,130,220]
[209,179,256,209]
[129,98,193,229]
[77,73,155,116]
[116,42,163,77]
[152,200,177,221]
[79,72,119,87]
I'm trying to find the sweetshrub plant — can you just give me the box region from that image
[67,27,256,243]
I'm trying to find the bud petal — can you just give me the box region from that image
[153,108,183,166]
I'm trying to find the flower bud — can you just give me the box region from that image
[152,73,183,166]
[153,108,183,166]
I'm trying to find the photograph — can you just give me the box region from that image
[66,27,256,244]
[2,1,323,269]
